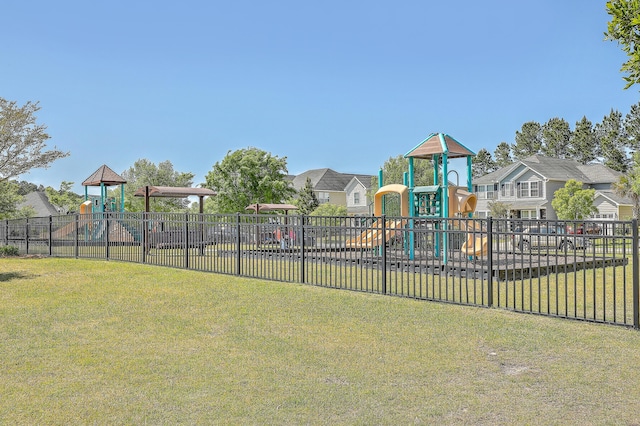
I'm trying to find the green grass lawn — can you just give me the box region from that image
[2,258,640,424]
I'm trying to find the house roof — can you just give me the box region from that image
[19,192,60,216]
[82,164,127,186]
[291,168,374,192]
[595,190,633,206]
[474,155,623,185]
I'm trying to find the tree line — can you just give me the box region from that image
[472,105,640,178]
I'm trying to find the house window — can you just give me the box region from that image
[317,192,330,204]
[353,192,360,205]
[501,183,514,197]
[486,184,496,200]
[518,180,541,198]
[477,185,488,199]
[520,209,537,219]
[530,181,540,197]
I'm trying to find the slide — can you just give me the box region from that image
[448,187,488,257]
[453,217,488,257]
[346,219,406,249]
[461,234,488,257]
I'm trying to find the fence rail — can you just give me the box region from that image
[3,213,638,328]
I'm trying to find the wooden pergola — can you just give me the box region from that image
[134,186,217,213]
[244,203,298,214]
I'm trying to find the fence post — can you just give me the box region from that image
[487,217,494,307]
[381,215,387,294]
[235,213,241,276]
[299,215,305,284]
[105,213,110,259]
[184,213,190,269]
[48,216,53,257]
[25,218,29,255]
[633,219,639,329]
[142,212,148,263]
[75,214,79,258]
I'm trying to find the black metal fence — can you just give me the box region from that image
[3,213,638,328]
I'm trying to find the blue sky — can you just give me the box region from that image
[3,1,639,194]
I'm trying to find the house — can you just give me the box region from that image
[473,155,632,220]
[18,192,60,217]
[290,168,374,215]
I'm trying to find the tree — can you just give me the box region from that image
[595,109,628,172]
[15,180,44,195]
[493,142,513,168]
[310,203,348,217]
[0,98,68,182]
[472,148,496,178]
[612,151,640,219]
[0,180,33,219]
[512,121,542,159]
[487,200,512,219]
[204,147,295,213]
[45,181,82,214]
[121,159,195,212]
[541,117,572,158]
[570,116,598,164]
[295,177,319,215]
[370,155,434,193]
[551,179,597,220]
[605,0,640,89]
[624,101,640,151]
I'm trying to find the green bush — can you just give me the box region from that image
[0,245,19,257]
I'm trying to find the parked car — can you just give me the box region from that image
[566,223,603,235]
[512,224,590,251]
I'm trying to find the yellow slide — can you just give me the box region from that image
[461,234,489,257]
[346,219,406,249]
[449,187,488,257]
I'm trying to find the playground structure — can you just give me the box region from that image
[347,133,488,262]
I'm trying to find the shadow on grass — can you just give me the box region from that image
[0,271,37,282]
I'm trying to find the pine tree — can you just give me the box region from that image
[596,109,628,172]
[472,149,496,178]
[541,117,571,158]
[493,142,513,168]
[570,116,597,164]
[512,121,542,159]
[295,177,319,215]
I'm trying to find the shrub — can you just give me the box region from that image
[0,245,19,257]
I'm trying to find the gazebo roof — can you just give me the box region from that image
[133,186,216,213]
[404,133,475,159]
[245,203,298,213]
[133,186,216,198]
[82,164,127,186]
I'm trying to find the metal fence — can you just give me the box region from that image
[3,213,638,328]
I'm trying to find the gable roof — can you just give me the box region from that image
[475,155,622,185]
[595,190,633,206]
[19,192,60,216]
[82,164,127,187]
[291,168,374,192]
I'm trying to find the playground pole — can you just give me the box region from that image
[407,158,416,259]
[120,183,125,212]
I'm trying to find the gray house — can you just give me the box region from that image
[290,168,374,215]
[18,192,60,217]
[473,155,633,220]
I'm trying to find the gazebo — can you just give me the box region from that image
[82,165,127,212]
